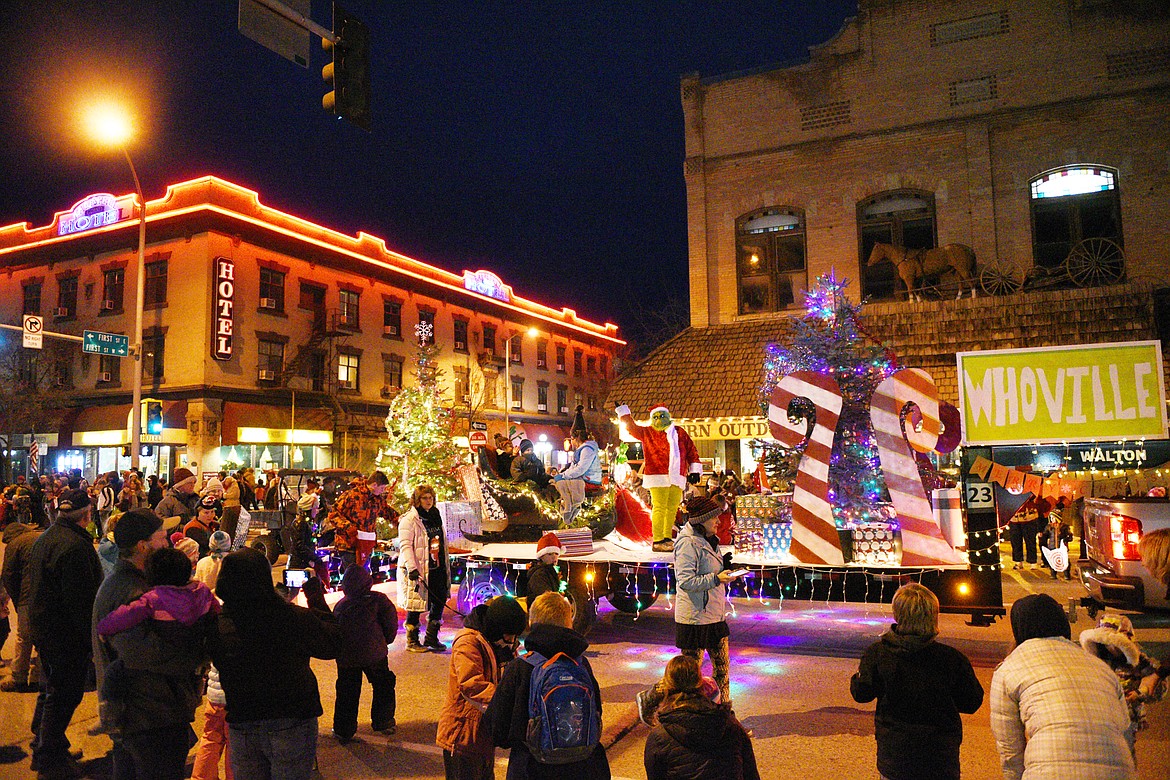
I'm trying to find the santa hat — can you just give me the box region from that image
[649,405,669,415]
[535,532,564,559]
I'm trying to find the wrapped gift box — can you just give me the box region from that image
[849,522,901,566]
[761,522,793,559]
[554,527,594,557]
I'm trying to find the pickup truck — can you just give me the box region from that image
[1079,496,1170,615]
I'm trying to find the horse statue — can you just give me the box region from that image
[867,242,976,301]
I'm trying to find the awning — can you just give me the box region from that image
[221,402,334,446]
[64,401,189,447]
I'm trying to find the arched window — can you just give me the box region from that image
[857,190,936,301]
[1030,165,1123,278]
[735,207,807,315]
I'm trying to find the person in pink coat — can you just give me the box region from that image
[615,404,702,551]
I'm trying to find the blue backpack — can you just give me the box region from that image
[523,651,601,764]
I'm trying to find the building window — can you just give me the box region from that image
[22,283,41,315]
[858,191,936,301]
[56,276,78,318]
[98,354,120,384]
[574,389,583,411]
[418,309,436,345]
[537,382,549,413]
[55,354,72,389]
[143,260,168,306]
[599,355,608,379]
[383,354,404,392]
[454,366,470,406]
[557,385,568,414]
[16,352,38,387]
[736,207,807,314]
[308,351,326,392]
[588,394,597,411]
[1030,165,1124,283]
[586,355,596,375]
[556,344,566,373]
[100,268,124,312]
[382,299,401,338]
[339,289,360,330]
[509,334,521,364]
[338,352,359,391]
[483,324,496,355]
[536,339,548,369]
[573,349,582,377]
[258,267,285,312]
[258,340,284,382]
[453,318,469,352]
[142,332,165,382]
[510,376,524,410]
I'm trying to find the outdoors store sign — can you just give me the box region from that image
[212,256,235,361]
[57,193,128,236]
[957,340,1167,445]
[674,417,774,441]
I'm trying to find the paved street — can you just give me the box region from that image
[2,560,1167,779]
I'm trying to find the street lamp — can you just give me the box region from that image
[504,326,540,435]
[85,102,147,471]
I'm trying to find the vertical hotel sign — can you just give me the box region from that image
[957,340,1168,446]
[213,257,235,360]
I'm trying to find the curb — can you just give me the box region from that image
[601,702,642,750]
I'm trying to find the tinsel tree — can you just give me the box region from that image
[377,322,462,506]
[758,271,899,527]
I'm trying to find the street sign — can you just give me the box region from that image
[82,330,130,357]
[238,0,311,68]
[468,431,488,451]
[470,421,488,431]
[22,315,42,349]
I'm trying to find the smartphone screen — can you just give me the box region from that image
[283,568,310,588]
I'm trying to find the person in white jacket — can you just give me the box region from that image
[397,485,451,653]
[553,406,602,523]
[990,593,1136,780]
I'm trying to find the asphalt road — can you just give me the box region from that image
[2,561,1167,779]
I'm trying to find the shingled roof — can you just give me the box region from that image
[609,282,1163,419]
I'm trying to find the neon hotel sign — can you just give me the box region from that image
[57,193,127,236]
[213,257,235,361]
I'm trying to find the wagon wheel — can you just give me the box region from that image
[1022,265,1055,291]
[1065,238,1125,287]
[978,265,1021,296]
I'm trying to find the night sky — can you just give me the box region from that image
[0,0,856,348]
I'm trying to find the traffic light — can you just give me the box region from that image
[321,3,371,131]
[145,401,163,436]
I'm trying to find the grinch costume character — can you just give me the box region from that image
[615,404,702,551]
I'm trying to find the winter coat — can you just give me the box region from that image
[437,604,502,756]
[209,593,341,724]
[27,517,103,655]
[673,523,727,626]
[1080,625,1166,732]
[850,628,984,780]
[193,553,225,592]
[154,487,194,526]
[644,691,760,780]
[333,564,398,668]
[616,409,701,489]
[206,663,226,707]
[184,517,214,558]
[524,562,561,602]
[556,440,602,485]
[485,622,610,780]
[325,478,389,554]
[96,582,219,637]
[98,534,120,579]
[221,477,241,509]
[510,451,548,485]
[397,506,450,613]
[1,521,43,609]
[92,558,151,733]
[990,637,1135,780]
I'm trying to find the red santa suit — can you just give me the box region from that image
[617,405,702,546]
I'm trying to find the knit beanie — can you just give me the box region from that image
[683,494,725,526]
[208,530,231,554]
[483,596,528,642]
[174,537,200,566]
[1009,593,1070,644]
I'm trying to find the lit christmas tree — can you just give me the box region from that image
[377,322,463,506]
[758,271,898,527]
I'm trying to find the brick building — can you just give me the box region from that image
[611,0,1170,476]
[0,176,622,481]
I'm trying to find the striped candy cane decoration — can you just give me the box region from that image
[871,368,965,566]
[767,371,845,565]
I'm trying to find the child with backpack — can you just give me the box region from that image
[437,595,528,779]
[485,591,610,780]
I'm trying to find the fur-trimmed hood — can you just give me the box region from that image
[1079,625,1141,667]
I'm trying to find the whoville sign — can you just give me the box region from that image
[56,193,130,236]
[957,340,1167,446]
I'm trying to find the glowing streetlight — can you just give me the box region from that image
[84,100,147,471]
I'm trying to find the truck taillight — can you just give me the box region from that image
[1110,514,1143,561]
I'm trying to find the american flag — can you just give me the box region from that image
[28,439,38,477]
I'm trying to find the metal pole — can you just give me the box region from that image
[504,335,510,434]
[123,146,146,472]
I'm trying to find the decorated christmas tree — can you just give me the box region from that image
[377,323,463,506]
[757,272,898,527]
